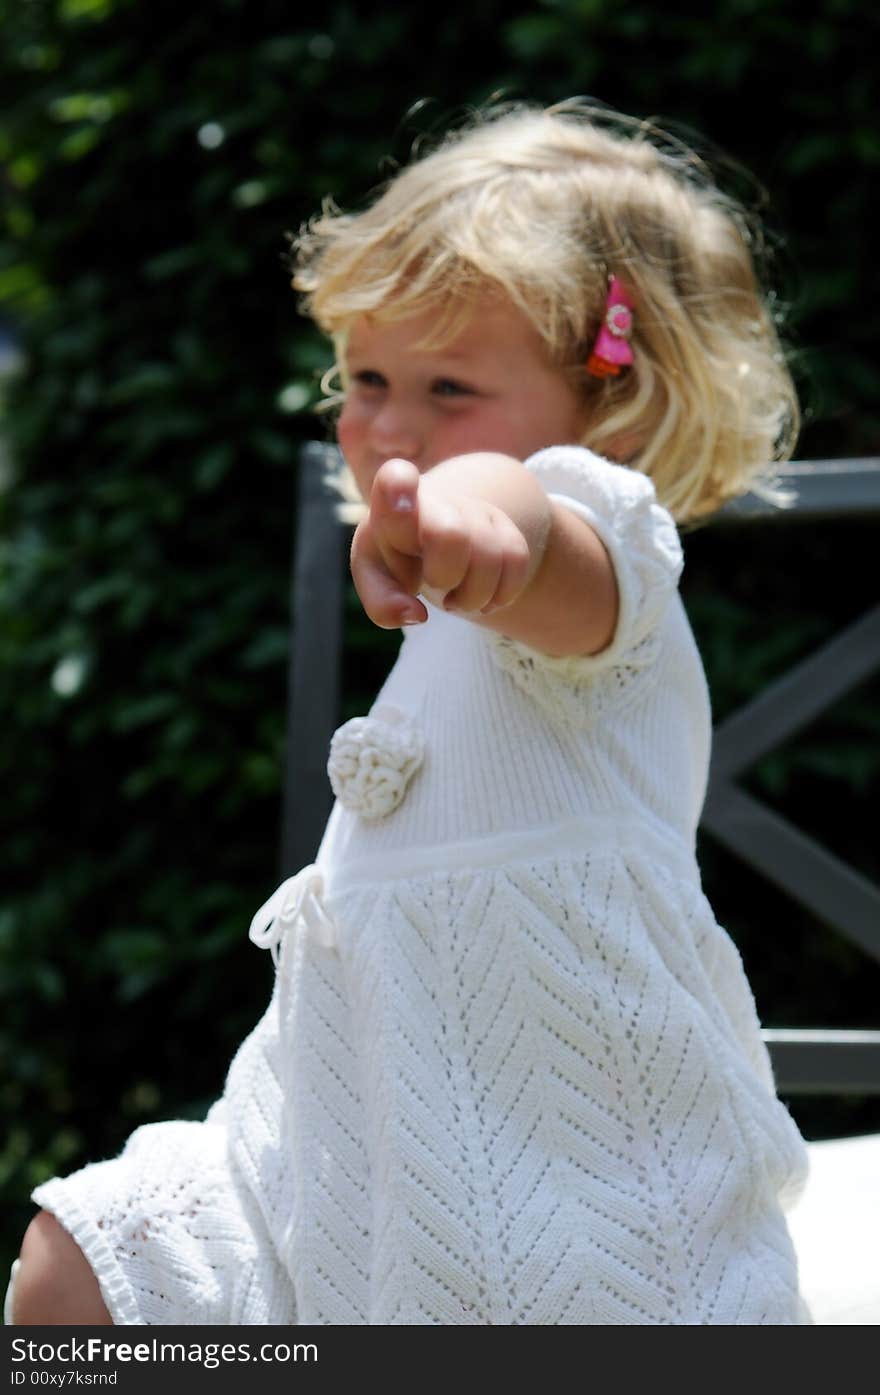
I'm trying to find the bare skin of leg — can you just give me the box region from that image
[13,1211,113,1325]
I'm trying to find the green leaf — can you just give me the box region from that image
[111,692,178,732]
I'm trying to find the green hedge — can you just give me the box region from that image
[2,0,879,1276]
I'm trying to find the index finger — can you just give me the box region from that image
[369,458,423,558]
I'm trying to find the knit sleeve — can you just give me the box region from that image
[485,445,684,728]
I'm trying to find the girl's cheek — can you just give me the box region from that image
[336,403,362,457]
[336,404,375,500]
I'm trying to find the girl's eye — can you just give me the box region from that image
[351,370,386,389]
[432,378,472,397]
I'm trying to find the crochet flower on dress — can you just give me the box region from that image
[327,704,425,820]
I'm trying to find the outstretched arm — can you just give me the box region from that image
[350,454,619,660]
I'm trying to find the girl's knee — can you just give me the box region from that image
[11,1210,112,1325]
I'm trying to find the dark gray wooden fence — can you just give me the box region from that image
[279,442,348,881]
[281,444,880,1095]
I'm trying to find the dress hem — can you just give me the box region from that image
[31,1179,144,1326]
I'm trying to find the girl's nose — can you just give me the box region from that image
[369,404,423,462]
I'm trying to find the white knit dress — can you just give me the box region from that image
[29,446,811,1325]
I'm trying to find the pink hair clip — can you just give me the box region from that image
[586,275,635,379]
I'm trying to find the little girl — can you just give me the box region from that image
[12,100,811,1325]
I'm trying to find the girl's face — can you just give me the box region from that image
[337,295,588,500]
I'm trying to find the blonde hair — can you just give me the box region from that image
[290,100,800,526]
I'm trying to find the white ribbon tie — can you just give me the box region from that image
[248,864,337,965]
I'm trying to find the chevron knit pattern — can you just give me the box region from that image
[30,447,810,1324]
[257,845,807,1324]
